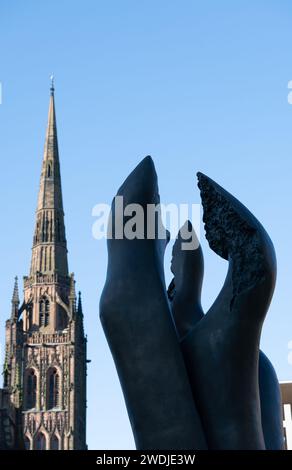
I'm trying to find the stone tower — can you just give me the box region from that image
[3,81,87,450]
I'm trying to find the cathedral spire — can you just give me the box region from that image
[37,77,63,212]
[30,80,68,277]
[5,82,87,450]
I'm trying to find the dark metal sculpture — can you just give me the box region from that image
[259,351,283,449]
[100,157,283,450]
[168,219,283,450]
[100,157,207,450]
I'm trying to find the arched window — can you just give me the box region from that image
[47,162,52,178]
[39,299,50,327]
[27,304,33,330]
[51,435,59,450]
[26,369,37,409]
[35,432,47,450]
[39,299,45,326]
[45,300,50,326]
[24,436,31,450]
[47,368,60,409]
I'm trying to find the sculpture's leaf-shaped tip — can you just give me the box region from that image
[116,156,159,205]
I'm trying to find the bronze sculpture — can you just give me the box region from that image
[100,156,283,450]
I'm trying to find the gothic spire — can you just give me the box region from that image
[77,291,85,338]
[77,291,83,315]
[12,276,19,304]
[36,77,63,212]
[30,80,69,277]
[11,277,20,321]
[11,277,19,320]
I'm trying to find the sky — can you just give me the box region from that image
[0,0,292,450]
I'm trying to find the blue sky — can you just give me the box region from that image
[0,1,292,449]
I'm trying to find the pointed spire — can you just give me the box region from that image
[50,74,55,95]
[11,277,19,305]
[30,80,68,277]
[77,291,85,337]
[77,291,83,315]
[36,76,64,212]
[11,277,20,321]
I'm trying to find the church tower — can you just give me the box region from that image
[3,81,87,450]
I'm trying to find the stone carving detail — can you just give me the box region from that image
[26,332,70,345]
[24,274,71,289]
[26,348,39,370]
[23,411,68,439]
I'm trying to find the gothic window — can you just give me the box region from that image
[26,369,37,409]
[47,162,52,178]
[35,432,47,450]
[27,304,33,330]
[51,435,59,450]
[39,299,45,326]
[45,300,50,326]
[39,298,50,327]
[24,436,31,450]
[47,368,60,409]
